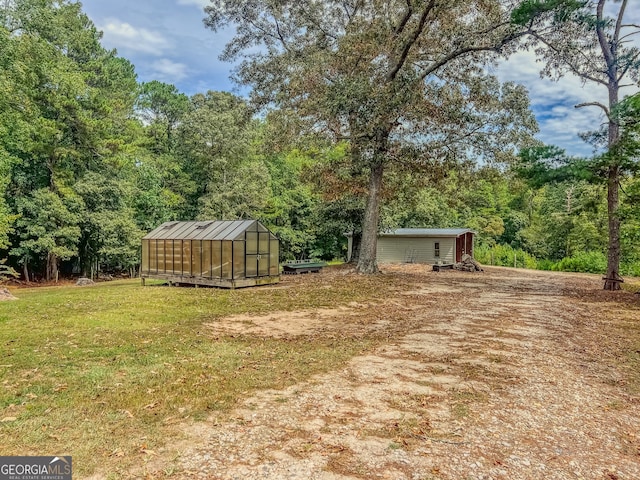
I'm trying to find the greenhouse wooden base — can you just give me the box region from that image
[141,274,280,289]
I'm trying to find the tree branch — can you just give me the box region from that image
[298,3,341,41]
[420,28,529,81]
[274,17,288,50]
[529,31,610,87]
[387,0,436,82]
[618,50,640,81]
[349,0,365,20]
[618,30,640,43]
[614,0,627,45]
[575,101,611,120]
[596,0,616,80]
[393,1,413,37]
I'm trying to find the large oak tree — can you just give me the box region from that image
[204,0,538,273]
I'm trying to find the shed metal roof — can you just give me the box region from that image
[143,220,270,241]
[380,228,474,237]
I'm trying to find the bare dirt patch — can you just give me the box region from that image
[122,265,640,480]
[203,305,380,338]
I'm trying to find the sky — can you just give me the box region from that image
[79,0,639,158]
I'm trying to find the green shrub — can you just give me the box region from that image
[536,259,556,271]
[475,244,537,269]
[552,251,607,274]
[0,258,18,281]
[476,245,640,278]
[621,261,640,278]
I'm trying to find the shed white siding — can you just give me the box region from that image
[376,237,455,264]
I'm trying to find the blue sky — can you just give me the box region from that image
[80,0,639,157]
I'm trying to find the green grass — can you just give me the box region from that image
[0,274,392,477]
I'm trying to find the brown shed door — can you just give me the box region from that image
[456,236,464,263]
[465,232,474,257]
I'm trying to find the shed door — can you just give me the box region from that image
[465,232,474,257]
[456,236,464,263]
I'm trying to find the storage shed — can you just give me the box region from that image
[141,220,280,288]
[347,228,475,265]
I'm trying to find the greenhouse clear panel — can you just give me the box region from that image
[270,240,279,275]
[150,240,157,272]
[221,241,232,279]
[141,240,149,274]
[192,240,202,277]
[233,241,245,279]
[202,240,212,278]
[246,231,258,255]
[182,240,191,276]
[211,241,222,278]
[174,240,182,275]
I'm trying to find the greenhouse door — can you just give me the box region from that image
[246,231,271,277]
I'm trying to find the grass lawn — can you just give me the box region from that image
[0,273,399,478]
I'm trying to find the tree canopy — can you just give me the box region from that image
[0,0,637,284]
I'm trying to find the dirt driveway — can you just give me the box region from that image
[144,266,640,480]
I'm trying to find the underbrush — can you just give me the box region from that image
[474,244,537,269]
[476,245,640,278]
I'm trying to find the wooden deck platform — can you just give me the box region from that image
[282,261,326,275]
[432,263,454,272]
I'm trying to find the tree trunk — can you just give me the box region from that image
[356,160,384,274]
[604,74,622,290]
[604,165,622,290]
[80,243,91,278]
[23,259,30,283]
[47,252,58,283]
[348,231,362,264]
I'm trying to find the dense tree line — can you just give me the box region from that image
[0,0,638,283]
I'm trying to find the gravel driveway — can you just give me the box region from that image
[136,266,640,480]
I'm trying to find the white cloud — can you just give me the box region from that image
[98,19,170,56]
[150,59,189,83]
[491,0,640,157]
[176,0,210,8]
[493,50,615,156]
[496,50,609,106]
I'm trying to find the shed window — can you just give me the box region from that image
[434,242,440,258]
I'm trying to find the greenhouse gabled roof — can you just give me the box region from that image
[143,220,270,241]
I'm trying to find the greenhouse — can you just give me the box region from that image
[141,220,280,288]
